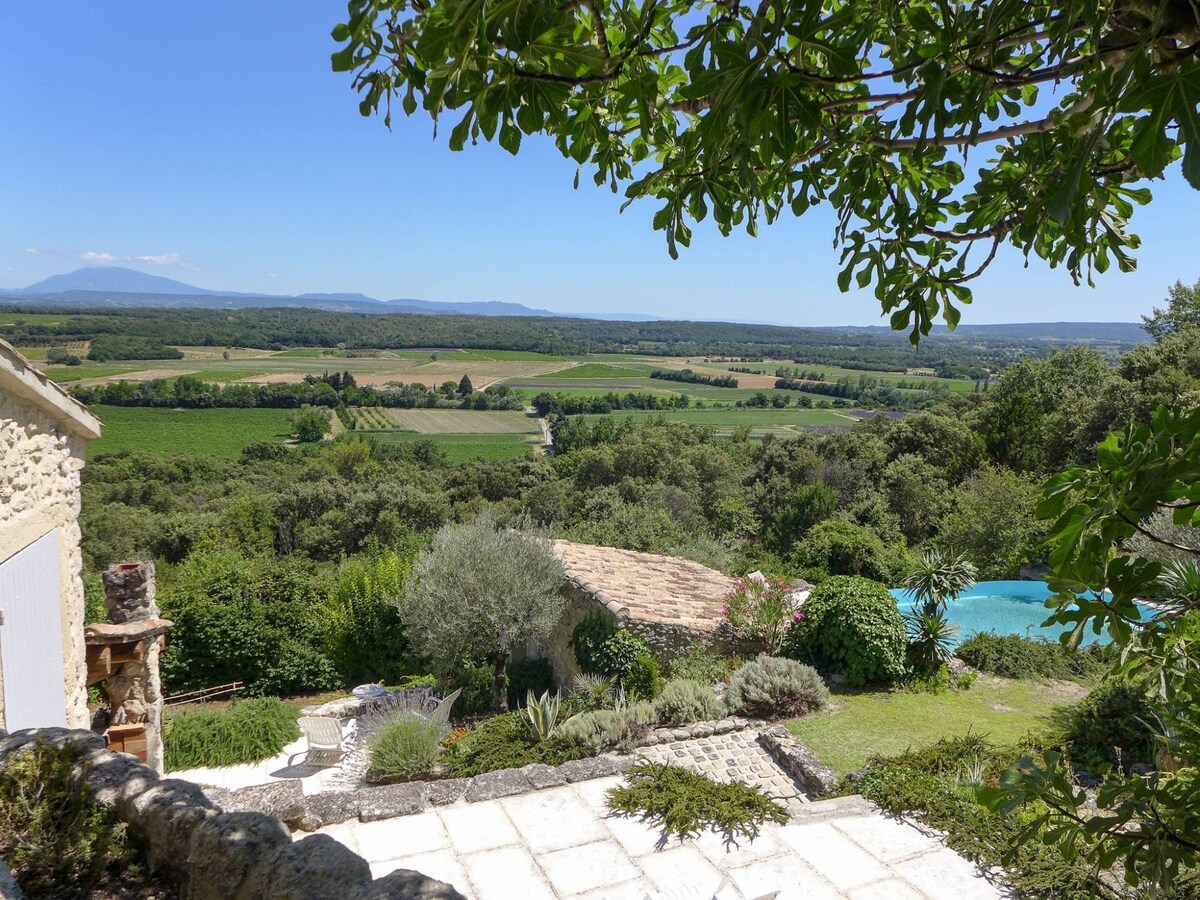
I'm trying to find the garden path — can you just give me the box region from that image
[309,777,1007,900]
[636,728,810,815]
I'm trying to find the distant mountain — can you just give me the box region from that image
[6,266,659,320]
[21,266,224,296]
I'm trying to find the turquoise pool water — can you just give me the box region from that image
[890,580,1135,646]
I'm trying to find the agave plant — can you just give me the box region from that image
[525,689,562,741]
[906,606,960,670]
[901,549,978,615]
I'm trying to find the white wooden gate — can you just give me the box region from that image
[0,530,67,730]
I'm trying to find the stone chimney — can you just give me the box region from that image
[101,560,160,622]
[86,561,170,772]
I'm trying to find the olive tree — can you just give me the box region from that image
[334,0,1200,338]
[398,514,566,711]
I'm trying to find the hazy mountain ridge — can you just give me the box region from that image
[2,266,1148,341]
[7,266,658,320]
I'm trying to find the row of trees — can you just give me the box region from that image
[649,368,739,388]
[70,373,522,411]
[531,390,691,417]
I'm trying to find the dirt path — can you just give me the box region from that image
[533,410,553,455]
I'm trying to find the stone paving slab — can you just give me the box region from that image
[307,775,1007,899]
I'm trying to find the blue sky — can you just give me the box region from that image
[0,3,1194,326]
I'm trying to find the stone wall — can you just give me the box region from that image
[529,583,611,687]
[0,728,463,899]
[529,583,722,688]
[0,387,92,730]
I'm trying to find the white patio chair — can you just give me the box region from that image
[426,687,462,729]
[292,716,348,767]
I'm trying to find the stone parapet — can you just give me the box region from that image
[0,729,463,900]
[758,724,840,795]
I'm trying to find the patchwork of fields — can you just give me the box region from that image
[26,344,967,461]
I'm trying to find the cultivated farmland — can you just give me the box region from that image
[87,406,296,459]
[350,409,539,433]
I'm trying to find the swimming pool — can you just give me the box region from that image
[890,580,1133,646]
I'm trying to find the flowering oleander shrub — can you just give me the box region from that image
[723,573,803,655]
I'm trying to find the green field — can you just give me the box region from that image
[355,431,538,462]
[0,313,74,326]
[87,406,296,459]
[579,407,859,433]
[786,677,1086,775]
[350,408,540,433]
[42,365,141,383]
[550,363,652,378]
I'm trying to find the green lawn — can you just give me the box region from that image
[359,431,539,462]
[786,676,1087,775]
[87,406,296,459]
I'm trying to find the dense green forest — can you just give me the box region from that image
[76,325,1200,703]
[0,305,1143,373]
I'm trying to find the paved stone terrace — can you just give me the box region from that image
[637,729,811,814]
[309,777,1006,900]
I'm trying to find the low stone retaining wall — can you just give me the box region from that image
[638,714,762,747]
[0,728,463,900]
[758,724,839,795]
[212,716,767,832]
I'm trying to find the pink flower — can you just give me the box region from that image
[793,611,805,622]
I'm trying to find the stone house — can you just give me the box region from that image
[0,338,101,731]
[536,539,739,685]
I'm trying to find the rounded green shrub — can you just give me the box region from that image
[1068,679,1156,764]
[445,711,585,776]
[726,655,830,718]
[956,632,1108,682]
[652,679,725,725]
[570,614,619,674]
[164,697,300,771]
[783,576,907,686]
[365,712,441,783]
[624,654,663,701]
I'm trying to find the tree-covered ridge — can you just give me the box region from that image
[0,304,1146,373]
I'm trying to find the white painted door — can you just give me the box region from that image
[0,530,67,730]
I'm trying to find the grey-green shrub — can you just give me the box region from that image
[652,679,725,725]
[365,712,441,783]
[554,701,656,754]
[726,655,830,719]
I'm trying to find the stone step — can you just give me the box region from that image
[786,793,877,823]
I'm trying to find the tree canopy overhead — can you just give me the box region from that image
[334,0,1200,339]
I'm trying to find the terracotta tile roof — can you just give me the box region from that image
[551,539,736,631]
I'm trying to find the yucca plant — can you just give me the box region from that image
[905,606,960,670]
[525,689,562,741]
[901,549,978,615]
